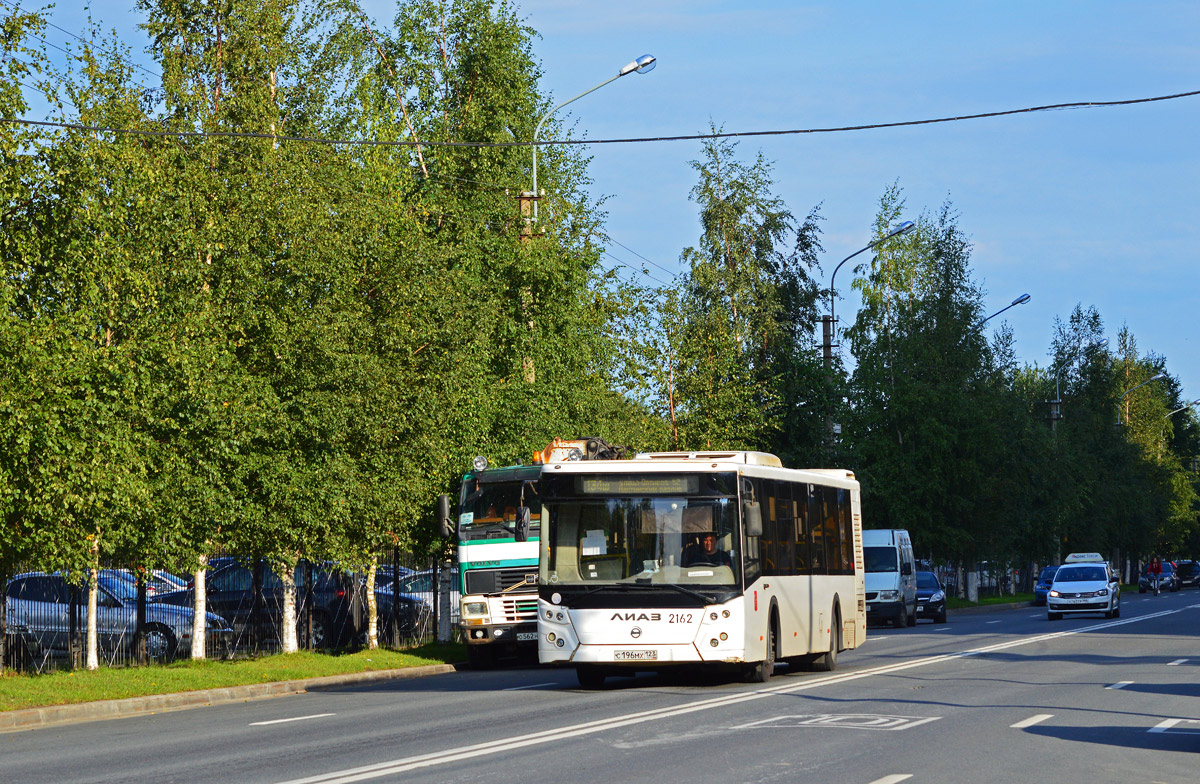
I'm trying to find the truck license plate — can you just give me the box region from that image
[614,649,658,661]
[516,632,537,641]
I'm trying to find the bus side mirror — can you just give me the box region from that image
[437,494,453,539]
[743,501,762,538]
[515,507,531,543]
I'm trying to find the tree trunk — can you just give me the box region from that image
[86,569,99,671]
[280,565,298,654]
[366,558,379,650]
[191,554,208,659]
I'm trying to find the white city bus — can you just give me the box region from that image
[537,451,865,688]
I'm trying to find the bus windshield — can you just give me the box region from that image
[542,495,740,588]
[459,479,541,534]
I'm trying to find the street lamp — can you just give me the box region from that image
[1116,372,1167,425]
[827,220,915,344]
[1166,398,1200,418]
[528,54,656,222]
[975,293,1031,329]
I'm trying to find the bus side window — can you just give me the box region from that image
[838,488,854,573]
[742,477,762,584]
[807,484,825,575]
[793,485,810,574]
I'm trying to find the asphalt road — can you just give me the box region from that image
[3,590,1197,784]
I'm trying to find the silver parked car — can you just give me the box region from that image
[5,572,233,662]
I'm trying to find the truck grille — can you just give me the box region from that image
[499,597,539,623]
[465,567,537,595]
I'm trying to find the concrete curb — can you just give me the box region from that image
[0,662,460,734]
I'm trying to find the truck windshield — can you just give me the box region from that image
[542,496,740,588]
[864,547,898,573]
[459,480,541,533]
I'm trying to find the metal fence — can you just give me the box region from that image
[1,550,452,674]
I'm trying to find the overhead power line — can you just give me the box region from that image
[3,88,1198,147]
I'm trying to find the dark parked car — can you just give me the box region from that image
[915,571,947,623]
[1034,565,1059,606]
[1138,561,1179,593]
[152,560,428,649]
[6,572,232,662]
[1174,560,1199,589]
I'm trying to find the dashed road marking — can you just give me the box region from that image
[250,713,335,726]
[1167,659,1188,666]
[503,682,556,691]
[1011,714,1053,729]
[734,713,941,732]
[985,621,1002,625]
[1106,681,1133,690]
[1149,719,1200,734]
[868,776,913,784]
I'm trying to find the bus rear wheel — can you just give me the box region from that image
[810,609,840,672]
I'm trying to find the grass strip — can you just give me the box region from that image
[0,642,465,712]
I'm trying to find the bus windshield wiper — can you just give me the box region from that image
[578,582,713,604]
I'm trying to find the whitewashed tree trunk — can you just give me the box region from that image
[366,559,379,650]
[281,566,298,653]
[191,554,208,659]
[86,570,99,670]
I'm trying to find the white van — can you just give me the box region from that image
[862,529,917,627]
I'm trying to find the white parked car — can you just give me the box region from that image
[1047,553,1120,620]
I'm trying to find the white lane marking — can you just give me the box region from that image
[1149,719,1181,733]
[1167,659,1187,666]
[503,682,556,691]
[985,621,1002,624]
[1011,714,1053,729]
[250,713,335,726]
[933,627,951,632]
[1149,718,1200,734]
[868,776,913,784]
[277,606,1191,784]
[1106,681,1133,690]
[1028,614,1042,618]
[734,713,940,732]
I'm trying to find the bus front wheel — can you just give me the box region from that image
[576,665,607,689]
[745,621,776,683]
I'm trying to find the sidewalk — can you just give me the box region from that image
[0,662,459,734]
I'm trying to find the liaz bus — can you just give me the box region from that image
[537,450,865,688]
[442,438,625,669]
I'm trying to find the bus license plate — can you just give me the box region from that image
[516,632,537,641]
[614,649,658,661]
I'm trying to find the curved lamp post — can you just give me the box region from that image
[828,220,915,339]
[1116,372,1167,425]
[530,54,656,222]
[976,293,1031,329]
[1166,398,1200,418]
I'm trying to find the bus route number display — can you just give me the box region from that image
[577,475,699,496]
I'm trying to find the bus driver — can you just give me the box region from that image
[682,532,732,567]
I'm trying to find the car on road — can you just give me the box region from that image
[5,572,233,662]
[914,571,948,623]
[1047,554,1120,620]
[1137,561,1179,593]
[1171,560,1198,589]
[1033,565,1059,606]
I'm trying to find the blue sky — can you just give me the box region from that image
[21,1,1200,402]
